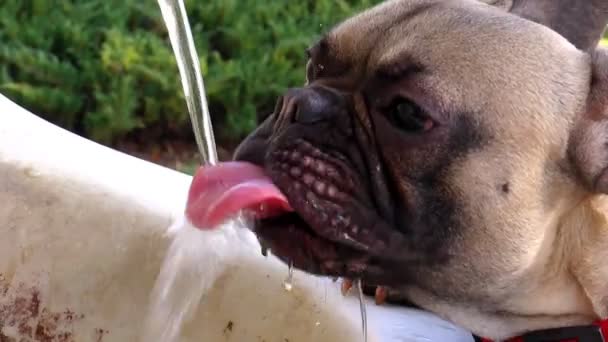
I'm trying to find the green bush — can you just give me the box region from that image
[2,1,605,147]
[0,0,380,145]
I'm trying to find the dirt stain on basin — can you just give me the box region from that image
[0,273,105,342]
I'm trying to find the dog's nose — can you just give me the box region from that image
[277,86,345,126]
[294,87,339,124]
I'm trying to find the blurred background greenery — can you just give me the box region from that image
[0,1,607,174]
[0,0,380,174]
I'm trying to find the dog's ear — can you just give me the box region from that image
[568,49,608,194]
[483,0,608,52]
[481,0,608,194]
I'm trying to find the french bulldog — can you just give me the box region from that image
[225,0,608,340]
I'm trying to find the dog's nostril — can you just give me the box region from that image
[274,87,344,127]
[293,88,340,125]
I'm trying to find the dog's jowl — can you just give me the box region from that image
[232,0,608,340]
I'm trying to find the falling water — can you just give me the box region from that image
[140,216,255,342]
[156,0,217,165]
[283,262,294,292]
[143,1,370,341]
[356,280,368,342]
[140,1,237,341]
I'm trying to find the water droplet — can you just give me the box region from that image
[315,321,321,327]
[283,282,293,292]
[283,262,294,292]
[23,167,41,178]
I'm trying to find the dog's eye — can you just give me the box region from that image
[386,98,434,133]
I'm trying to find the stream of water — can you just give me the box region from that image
[140,215,255,342]
[140,2,241,340]
[141,1,368,341]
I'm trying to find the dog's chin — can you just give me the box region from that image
[254,214,369,277]
[245,138,399,285]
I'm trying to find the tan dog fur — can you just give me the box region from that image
[330,1,608,338]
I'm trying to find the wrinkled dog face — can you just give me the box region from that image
[234,0,608,338]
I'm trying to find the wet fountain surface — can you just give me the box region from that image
[141,214,374,342]
[142,215,374,342]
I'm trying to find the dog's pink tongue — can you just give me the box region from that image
[185,161,293,229]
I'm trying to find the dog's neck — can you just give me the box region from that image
[489,195,608,339]
[486,194,608,337]
[472,196,608,341]
[407,193,607,340]
[565,195,608,318]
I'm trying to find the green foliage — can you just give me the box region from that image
[0,0,380,145]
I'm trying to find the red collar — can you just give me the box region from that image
[475,319,608,342]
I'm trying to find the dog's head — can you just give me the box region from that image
[233,0,608,338]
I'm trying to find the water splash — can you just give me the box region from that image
[283,262,294,292]
[140,215,255,342]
